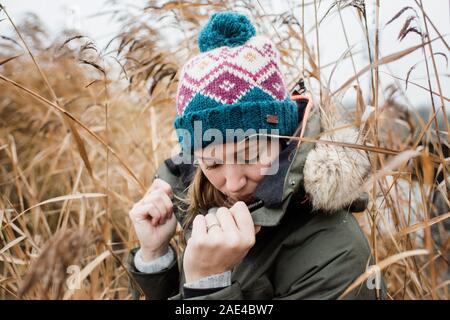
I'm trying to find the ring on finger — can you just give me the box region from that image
[206,222,221,232]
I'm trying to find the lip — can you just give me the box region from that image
[230,193,253,202]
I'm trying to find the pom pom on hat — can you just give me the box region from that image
[198,11,256,52]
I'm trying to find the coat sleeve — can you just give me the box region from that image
[271,212,387,300]
[127,247,180,300]
[167,257,245,300]
[168,282,244,300]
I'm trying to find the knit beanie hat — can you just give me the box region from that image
[174,11,298,154]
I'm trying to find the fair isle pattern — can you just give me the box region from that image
[176,36,287,115]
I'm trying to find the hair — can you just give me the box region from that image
[177,166,234,247]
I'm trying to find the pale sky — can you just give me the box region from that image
[1,0,449,110]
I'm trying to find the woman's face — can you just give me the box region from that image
[194,138,281,203]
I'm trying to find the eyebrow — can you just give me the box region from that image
[198,143,251,161]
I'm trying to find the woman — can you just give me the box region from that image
[127,11,386,300]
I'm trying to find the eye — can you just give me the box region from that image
[237,151,260,164]
[205,163,219,170]
[203,159,223,170]
[248,152,261,164]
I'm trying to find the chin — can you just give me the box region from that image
[238,194,254,203]
[227,194,250,204]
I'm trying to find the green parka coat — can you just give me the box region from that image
[127,106,386,300]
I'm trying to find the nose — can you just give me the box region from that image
[224,165,247,193]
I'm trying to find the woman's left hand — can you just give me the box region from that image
[183,201,256,283]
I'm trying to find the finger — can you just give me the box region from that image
[156,191,174,222]
[205,212,221,233]
[148,178,173,199]
[159,192,174,217]
[130,203,160,223]
[215,207,238,234]
[149,194,168,224]
[229,201,254,235]
[142,190,172,223]
[191,214,207,239]
[141,201,163,226]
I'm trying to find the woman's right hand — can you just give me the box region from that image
[183,201,256,283]
[129,178,177,261]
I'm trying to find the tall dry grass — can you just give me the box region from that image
[0,0,448,299]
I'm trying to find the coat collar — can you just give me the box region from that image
[249,105,322,226]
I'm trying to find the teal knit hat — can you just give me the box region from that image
[174,11,298,154]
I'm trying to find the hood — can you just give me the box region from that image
[302,112,371,212]
[160,102,370,227]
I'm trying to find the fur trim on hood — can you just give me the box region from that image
[303,122,371,212]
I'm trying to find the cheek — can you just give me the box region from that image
[201,167,226,189]
[259,144,280,167]
[248,149,280,179]
[244,165,266,183]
